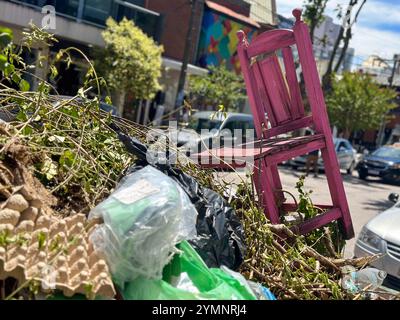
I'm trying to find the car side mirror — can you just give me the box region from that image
[388,193,399,203]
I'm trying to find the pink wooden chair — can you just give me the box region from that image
[194,9,354,239]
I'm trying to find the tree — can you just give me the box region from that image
[189,64,245,111]
[301,0,367,91]
[322,0,366,90]
[303,0,329,43]
[327,72,397,138]
[96,18,163,115]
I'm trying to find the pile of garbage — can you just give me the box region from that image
[1,93,397,300]
[0,120,272,300]
[1,22,399,301]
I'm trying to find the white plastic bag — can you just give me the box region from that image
[89,166,198,287]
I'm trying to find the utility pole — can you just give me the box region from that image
[174,0,197,124]
[376,54,399,147]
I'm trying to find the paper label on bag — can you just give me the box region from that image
[113,179,160,204]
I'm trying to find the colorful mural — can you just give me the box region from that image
[197,9,258,73]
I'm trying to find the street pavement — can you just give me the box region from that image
[217,166,400,258]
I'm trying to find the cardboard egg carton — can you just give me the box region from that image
[0,187,116,299]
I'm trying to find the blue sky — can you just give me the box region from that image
[276,0,400,66]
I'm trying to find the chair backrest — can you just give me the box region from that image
[237,8,330,139]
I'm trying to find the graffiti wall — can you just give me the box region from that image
[197,9,258,73]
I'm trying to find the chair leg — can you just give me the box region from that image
[320,146,354,239]
[270,164,285,205]
[252,159,264,207]
[256,160,281,224]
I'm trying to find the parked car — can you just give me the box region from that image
[177,111,255,153]
[354,192,400,289]
[357,146,400,183]
[288,138,357,174]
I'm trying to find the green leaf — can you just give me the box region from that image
[50,65,58,79]
[37,231,47,250]
[38,81,50,94]
[0,27,13,48]
[55,50,64,61]
[21,126,33,136]
[0,54,7,70]
[16,110,28,122]
[60,150,76,168]
[60,106,79,118]
[3,63,15,77]
[19,79,30,92]
[12,72,21,84]
[105,96,112,105]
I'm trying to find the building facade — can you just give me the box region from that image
[243,0,276,25]
[0,0,275,120]
[197,1,259,72]
[0,0,165,93]
[313,15,354,76]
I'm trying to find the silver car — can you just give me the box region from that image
[354,193,400,289]
[289,138,358,174]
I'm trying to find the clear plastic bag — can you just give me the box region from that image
[89,166,198,287]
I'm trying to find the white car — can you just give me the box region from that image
[354,193,400,289]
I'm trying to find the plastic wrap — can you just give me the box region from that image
[113,129,246,270]
[89,166,198,287]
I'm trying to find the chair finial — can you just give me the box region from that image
[292,8,302,23]
[237,30,246,43]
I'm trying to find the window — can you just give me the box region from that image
[222,120,241,131]
[222,119,255,141]
[344,141,353,151]
[55,0,80,17]
[83,0,113,25]
[372,147,400,159]
[337,141,350,151]
[187,118,223,134]
[125,0,145,5]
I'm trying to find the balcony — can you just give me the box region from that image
[4,0,163,41]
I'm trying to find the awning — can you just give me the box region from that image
[205,1,260,29]
[162,57,209,76]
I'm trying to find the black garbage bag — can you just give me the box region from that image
[112,126,246,270]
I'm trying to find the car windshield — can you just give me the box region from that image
[187,118,223,133]
[372,147,400,159]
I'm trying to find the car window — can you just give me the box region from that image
[224,119,255,137]
[244,120,256,139]
[188,118,223,133]
[344,141,353,150]
[372,147,400,159]
[222,120,241,131]
[337,142,346,151]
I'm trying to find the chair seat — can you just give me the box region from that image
[193,134,325,168]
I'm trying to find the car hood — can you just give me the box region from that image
[364,155,400,164]
[366,206,400,244]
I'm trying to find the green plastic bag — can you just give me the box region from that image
[121,241,256,300]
